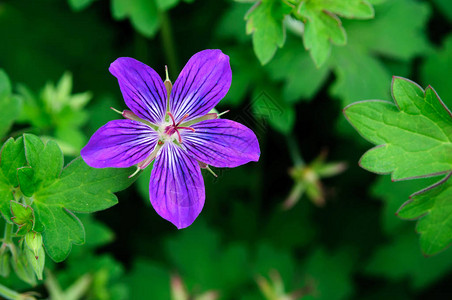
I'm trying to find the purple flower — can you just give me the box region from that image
[81,49,260,229]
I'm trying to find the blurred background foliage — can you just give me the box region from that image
[0,0,451,298]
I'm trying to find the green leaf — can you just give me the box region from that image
[266,41,329,103]
[0,137,27,222]
[165,222,249,297]
[371,175,438,236]
[124,259,170,300]
[68,0,96,11]
[0,70,21,138]
[155,0,179,11]
[298,0,373,67]
[330,46,390,107]
[303,248,354,300]
[245,0,290,65]
[344,0,431,61]
[330,0,431,108]
[365,230,452,289]
[16,72,92,155]
[111,0,160,37]
[397,174,452,255]
[17,167,34,197]
[432,0,452,22]
[421,34,452,109]
[344,77,452,180]
[21,134,135,262]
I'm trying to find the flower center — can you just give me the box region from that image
[161,112,195,143]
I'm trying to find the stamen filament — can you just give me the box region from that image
[110,107,123,115]
[167,111,177,126]
[178,127,195,132]
[205,165,218,178]
[128,167,141,179]
[176,114,190,126]
[217,110,230,117]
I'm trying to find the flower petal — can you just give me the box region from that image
[81,119,158,168]
[181,119,260,168]
[150,142,205,229]
[110,57,167,124]
[170,49,232,123]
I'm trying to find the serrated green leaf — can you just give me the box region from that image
[397,174,452,255]
[298,0,374,67]
[330,0,430,109]
[371,175,438,236]
[21,134,135,262]
[0,137,27,222]
[245,0,290,65]
[344,77,452,180]
[313,0,374,19]
[300,5,346,67]
[345,0,430,60]
[0,70,21,138]
[330,46,390,107]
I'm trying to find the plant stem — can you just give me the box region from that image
[4,223,13,244]
[159,9,178,75]
[0,283,33,300]
[285,136,305,167]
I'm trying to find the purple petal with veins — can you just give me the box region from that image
[170,49,232,123]
[110,57,167,124]
[81,119,158,168]
[150,142,205,229]
[181,119,260,168]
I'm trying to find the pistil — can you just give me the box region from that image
[164,112,195,143]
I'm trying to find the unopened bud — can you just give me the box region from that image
[25,232,43,258]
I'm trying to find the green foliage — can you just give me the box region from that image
[17,72,92,155]
[18,134,135,262]
[365,230,452,289]
[303,248,354,300]
[344,77,452,254]
[344,77,452,179]
[299,0,373,67]
[397,174,452,255]
[371,175,438,235]
[0,137,26,222]
[0,70,21,139]
[1,0,452,298]
[68,0,96,11]
[245,0,291,65]
[242,0,374,66]
[11,202,34,236]
[165,223,249,297]
[421,34,452,108]
[111,0,194,37]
